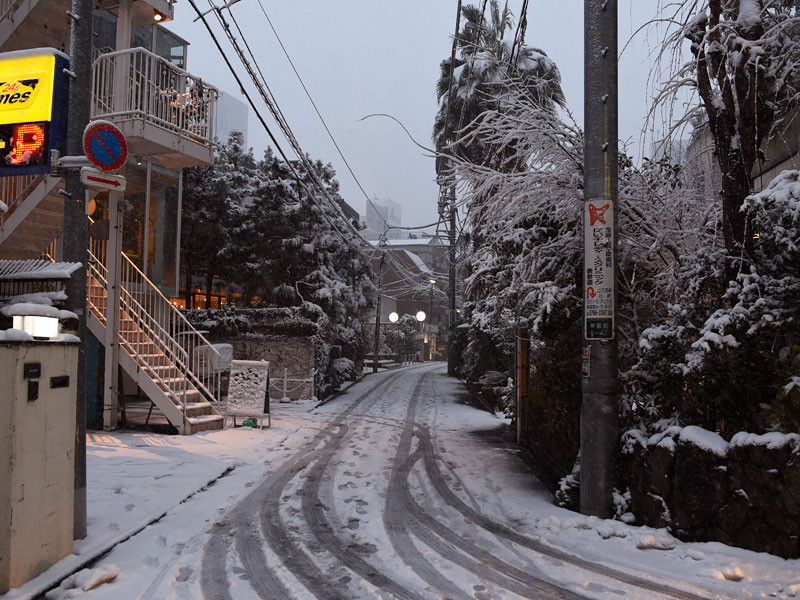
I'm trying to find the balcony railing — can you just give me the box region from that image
[91,47,218,148]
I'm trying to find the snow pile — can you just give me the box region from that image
[0,328,33,341]
[636,531,677,551]
[1,302,77,320]
[679,426,729,457]
[729,431,800,451]
[45,565,119,598]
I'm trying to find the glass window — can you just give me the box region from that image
[146,162,180,296]
[92,10,117,54]
[131,24,154,52]
[155,28,186,69]
[121,162,148,267]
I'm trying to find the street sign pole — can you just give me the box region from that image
[581,0,619,518]
[63,0,93,541]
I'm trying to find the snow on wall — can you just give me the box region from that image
[678,425,729,457]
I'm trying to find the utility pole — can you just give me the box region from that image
[64,0,93,540]
[442,0,461,377]
[447,185,456,375]
[581,0,619,518]
[372,235,387,373]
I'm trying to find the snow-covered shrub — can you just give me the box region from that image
[627,170,800,435]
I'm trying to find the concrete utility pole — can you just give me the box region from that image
[372,236,387,374]
[63,0,93,540]
[447,185,456,375]
[581,0,619,518]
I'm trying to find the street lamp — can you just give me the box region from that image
[428,279,436,360]
[415,311,426,362]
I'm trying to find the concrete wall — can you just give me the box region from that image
[0,342,78,594]
[621,427,800,559]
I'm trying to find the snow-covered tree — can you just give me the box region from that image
[183,139,374,395]
[182,132,258,308]
[433,0,565,170]
[658,0,800,261]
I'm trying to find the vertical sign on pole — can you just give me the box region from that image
[584,199,615,340]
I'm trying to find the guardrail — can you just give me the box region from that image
[91,47,218,147]
[269,368,316,402]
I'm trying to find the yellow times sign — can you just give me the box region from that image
[0,53,55,125]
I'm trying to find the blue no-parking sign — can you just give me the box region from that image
[83,120,127,172]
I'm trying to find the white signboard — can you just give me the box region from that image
[584,199,615,340]
[226,360,270,427]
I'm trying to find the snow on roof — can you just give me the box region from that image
[402,249,432,274]
[1,302,78,320]
[370,237,449,248]
[0,259,82,280]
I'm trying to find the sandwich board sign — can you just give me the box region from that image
[0,48,69,177]
[226,360,270,428]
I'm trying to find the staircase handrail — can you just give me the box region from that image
[0,174,45,228]
[116,285,191,406]
[87,242,221,407]
[86,248,190,421]
[119,252,221,404]
[0,0,22,24]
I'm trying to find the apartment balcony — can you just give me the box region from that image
[92,48,218,169]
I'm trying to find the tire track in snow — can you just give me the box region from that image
[201,368,410,599]
[386,371,586,600]
[416,419,716,600]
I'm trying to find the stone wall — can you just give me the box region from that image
[620,426,800,558]
[219,335,315,401]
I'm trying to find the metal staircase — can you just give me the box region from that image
[87,241,224,434]
[0,174,63,259]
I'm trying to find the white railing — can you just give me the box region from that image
[87,240,222,409]
[0,174,44,228]
[269,368,316,402]
[91,47,217,146]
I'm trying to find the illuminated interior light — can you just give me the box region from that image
[12,315,59,340]
[154,10,164,21]
[13,122,45,162]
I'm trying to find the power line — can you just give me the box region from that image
[254,0,392,233]
[188,0,374,259]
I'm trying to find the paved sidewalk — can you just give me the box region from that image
[0,401,314,600]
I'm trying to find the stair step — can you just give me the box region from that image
[167,389,204,403]
[186,414,224,434]
[180,401,217,417]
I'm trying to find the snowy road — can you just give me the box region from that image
[197,364,714,600]
[36,363,800,600]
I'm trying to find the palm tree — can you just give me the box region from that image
[433,0,565,172]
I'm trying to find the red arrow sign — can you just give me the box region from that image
[81,166,126,191]
[86,174,123,187]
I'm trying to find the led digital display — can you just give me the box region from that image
[0,49,68,177]
[0,121,48,167]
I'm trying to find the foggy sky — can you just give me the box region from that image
[169,1,665,232]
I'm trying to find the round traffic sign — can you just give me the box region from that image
[83,120,128,172]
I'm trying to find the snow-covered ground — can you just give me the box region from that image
[3,364,799,599]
